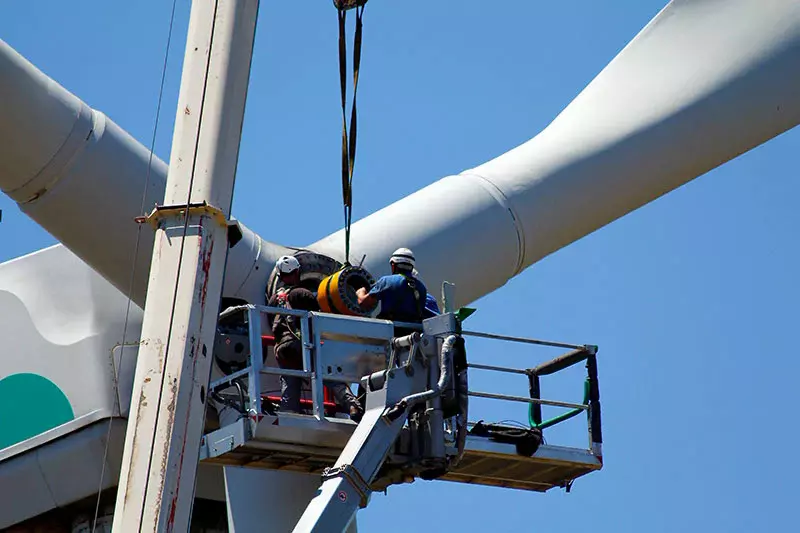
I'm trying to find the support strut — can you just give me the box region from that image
[112,1,259,531]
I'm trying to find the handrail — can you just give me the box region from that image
[212,304,390,423]
[461,329,585,350]
[210,367,251,392]
[462,331,601,454]
[531,380,589,430]
[260,367,313,379]
[210,304,602,457]
[220,303,311,319]
[468,391,588,411]
[213,305,318,421]
[467,363,528,375]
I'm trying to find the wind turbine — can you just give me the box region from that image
[1,0,799,530]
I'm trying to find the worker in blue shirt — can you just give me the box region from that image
[356,248,427,324]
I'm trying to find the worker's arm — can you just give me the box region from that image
[356,287,377,309]
[359,277,390,309]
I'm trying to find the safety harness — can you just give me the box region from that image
[383,272,423,323]
[274,287,303,342]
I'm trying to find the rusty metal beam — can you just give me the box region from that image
[112,1,260,531]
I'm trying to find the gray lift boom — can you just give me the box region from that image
[294,314,464,532]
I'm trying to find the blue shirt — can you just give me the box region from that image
[423,293,440,319]
[368,273,428,323]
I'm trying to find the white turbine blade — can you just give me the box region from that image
[475,0,800,269]
[0,38,287,306]
[0,38,158,305]
[311,0,800,307]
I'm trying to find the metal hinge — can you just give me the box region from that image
[322,464,370,508]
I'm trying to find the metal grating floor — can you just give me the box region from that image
[442,437,602,492]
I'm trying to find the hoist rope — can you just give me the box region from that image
[337,4,365,265]
[91,1,179,530]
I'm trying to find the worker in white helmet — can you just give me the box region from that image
[267,255,363,421]
[356,248,428,326]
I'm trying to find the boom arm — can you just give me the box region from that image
[293,374,413,532]
[294,321,461,533]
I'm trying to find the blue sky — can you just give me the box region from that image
[2,1,799,531]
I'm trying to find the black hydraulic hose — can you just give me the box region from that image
[587,354,603,454]
[234,380,246,411]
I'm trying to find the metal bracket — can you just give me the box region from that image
[321,464,371,508]
[441,281,456,313]
[134,201,228,229]
[333,0,367,10]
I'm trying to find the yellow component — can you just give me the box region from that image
[317,265,375,317]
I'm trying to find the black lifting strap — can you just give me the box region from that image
[337,4,365,265]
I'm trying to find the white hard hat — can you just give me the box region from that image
[276,255,301,274]
[390,248,415,268]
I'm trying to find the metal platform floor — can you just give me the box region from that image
[200,416,601,493]
[441,437,601,492]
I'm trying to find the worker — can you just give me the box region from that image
[356,248,427,327]
[267,255,363,421]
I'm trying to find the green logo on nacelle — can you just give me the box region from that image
[0,373,74,450]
